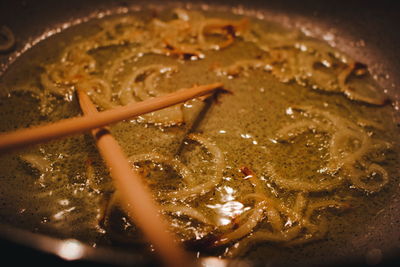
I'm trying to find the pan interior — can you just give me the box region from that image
[0,2,399,266]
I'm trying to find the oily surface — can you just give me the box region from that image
[0,8,398,265]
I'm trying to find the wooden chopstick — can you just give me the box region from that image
[0,83,223,152]
[77,89,191,267]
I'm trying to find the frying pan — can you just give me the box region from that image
[0,0,399,266]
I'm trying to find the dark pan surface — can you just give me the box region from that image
[0,1,399,266]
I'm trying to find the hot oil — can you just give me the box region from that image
[0,8,398,265]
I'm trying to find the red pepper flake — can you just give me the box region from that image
[183,233,220,251]
[240,166,255,179]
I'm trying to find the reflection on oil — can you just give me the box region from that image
[57,239,84,260]
[207,186,250,226]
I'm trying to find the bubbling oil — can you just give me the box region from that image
[0,7,398,265]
